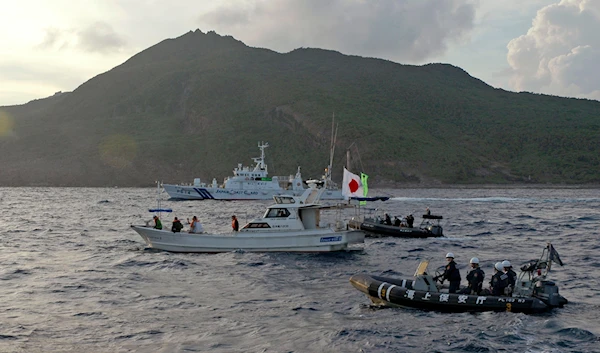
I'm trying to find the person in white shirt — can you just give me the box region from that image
[187,216,204,233]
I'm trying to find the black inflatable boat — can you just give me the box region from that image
[349,214,443,238]
[348,197,444,238]
[350,243,567,313]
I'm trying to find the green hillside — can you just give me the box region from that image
[1,29,599,186]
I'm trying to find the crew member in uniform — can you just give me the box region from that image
[490,262,509,296]
[384,213,392,225]
[459,257,485,295]
[406,214,414,228]
[435,252,461,293]
[502,260,517,294]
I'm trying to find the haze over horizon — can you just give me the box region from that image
[1,0,599,106]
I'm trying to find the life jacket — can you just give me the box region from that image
[444,261,461,282]
[467,267,485,293]
[491,272,509,296]
[172,220,183,232]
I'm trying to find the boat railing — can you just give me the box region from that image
[350,206,379,220]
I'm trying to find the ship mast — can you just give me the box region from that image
[326,113,338,188]
[253,142,269,172]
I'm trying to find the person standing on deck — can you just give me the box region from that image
[406,214,415,228]
[231,215,239,232]
[435,252,461,293]
[459,257,485,295]
[490,262,509,296]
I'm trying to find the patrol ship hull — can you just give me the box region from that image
[163,184,342,200]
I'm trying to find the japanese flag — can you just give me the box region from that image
[342,167,364,200]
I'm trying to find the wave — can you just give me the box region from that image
[73,312,104,317]
[0,268,32,280]
[555,327,597,341]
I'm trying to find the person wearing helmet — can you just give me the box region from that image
[502,260,517,291]
[434,252,461,293]
[489,262,509,296]
[459,257,485,295]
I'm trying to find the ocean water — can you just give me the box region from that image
[1,187,599,353]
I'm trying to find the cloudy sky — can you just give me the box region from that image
[1,0,599,106]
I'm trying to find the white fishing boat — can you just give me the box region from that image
[162,142,343,201]
[131,188,364,253]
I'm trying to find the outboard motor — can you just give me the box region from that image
[533,280,563,307]
[429,225,443,236]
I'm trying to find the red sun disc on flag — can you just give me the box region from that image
[348,179,359,193]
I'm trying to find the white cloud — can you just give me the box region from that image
[37,22,128,53]
[77,22,128,53]
[507,0,600,99]
[0,1,202,106]
[198,0,477,63]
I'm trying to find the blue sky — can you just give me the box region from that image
[1,0,598,106]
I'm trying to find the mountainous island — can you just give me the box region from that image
[1,29,599,187]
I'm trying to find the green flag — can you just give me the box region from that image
[360,173,369,205]
[361,173,369,196]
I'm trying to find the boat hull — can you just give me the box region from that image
[350,274,555,314]
[348,219,442,238]
[163,184,343,201]
[131,226,364,253]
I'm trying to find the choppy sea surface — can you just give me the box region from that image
[1,187,599,353]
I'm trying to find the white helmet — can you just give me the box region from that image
[495,262,504,271]
[470,257,479,264]
[446,252,454,258]
[502,260,511,268]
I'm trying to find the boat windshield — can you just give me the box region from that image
[274,196,295,204]
[265,208,290,218]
